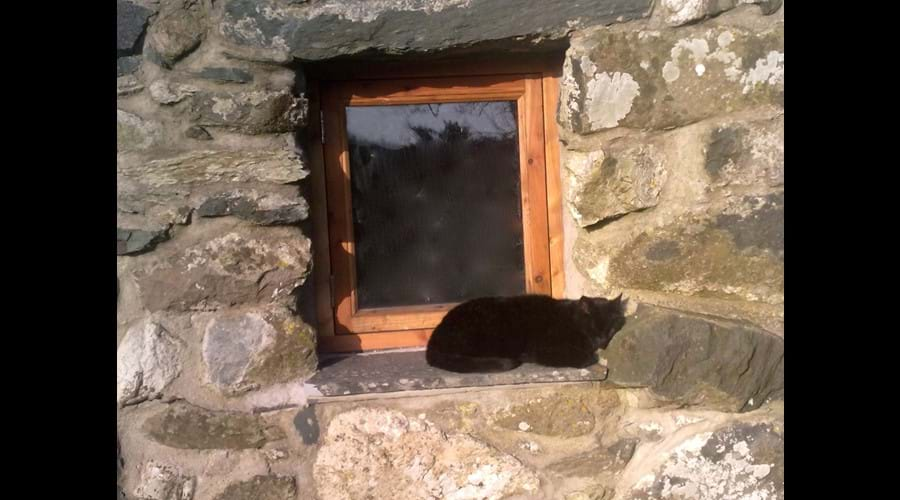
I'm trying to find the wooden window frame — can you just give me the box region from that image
[307,58,565,353]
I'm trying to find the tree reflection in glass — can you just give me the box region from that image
[346,101,526,309]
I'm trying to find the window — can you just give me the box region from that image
[309,60,564,352]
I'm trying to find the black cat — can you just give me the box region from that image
[426,294,626,373]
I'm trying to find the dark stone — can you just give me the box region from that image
[117,227,169,255]
[222,0,652,61]
[604,305,783,412]
[213,475,297,500]
[117,55,142,76]
[293,405,319,444]
[757,0,783,15]
[705,127,747,179]
[184,125,213,140]
[117,0,151,55]
[197,192,308,225]
[143,402,283,449]
[715,193,783,258]
[548,438,638,478]
[196,67,254,84]
[307,350,607,397]
[645,241,680,261]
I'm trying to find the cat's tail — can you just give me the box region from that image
[426,350,521,373]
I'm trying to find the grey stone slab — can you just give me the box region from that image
[307,350,607,397]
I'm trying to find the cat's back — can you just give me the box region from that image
[433,295,572,338]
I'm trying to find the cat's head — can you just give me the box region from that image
[577,294,627,350]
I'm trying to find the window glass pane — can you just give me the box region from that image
[346,101,526,309]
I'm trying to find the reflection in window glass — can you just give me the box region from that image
[346,101,526,309]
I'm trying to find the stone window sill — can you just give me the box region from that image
[304,349,608,400]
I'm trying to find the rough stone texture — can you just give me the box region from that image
[117,320,184,407]
[197,189,309,225]
[118,227,170,255]
[549,438,638,478]
[561,21,783,133]
[118,149,308,188]
[604,305,783,412]
[313,407,540,500]
[212,475,296,500]
[661,0,735,27]
[565,140,668,227]
[117,55,143,76]
[307,350,608,397]
[741,0,783,15]
[143,401,284,449]
[221,0,653,61]
[149,80,200,105]
[184,125,213,140]
[116,150,307,243]
[575,192,784,305]
[623,421,783,499]
[133,229,312,312]
[134,460,195,500]
[118,110,163,152]
[493,394,596,438]
[118,74,145,97]
[705,113,783,188]
[117,0,152,55]
[202,306,317,396]
[196,67,254,84]
[146,0,206,68]
[189,89,306,134]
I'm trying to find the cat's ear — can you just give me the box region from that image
[578,296,592,312]
[601,294,624,311]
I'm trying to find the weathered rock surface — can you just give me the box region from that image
[196,67,254,84]
[197,189,309,225]
[604,305,783,411]
[189,89,306,134]
[493,394,596,438]
[133,229,312,312]
[118,149,308,188]
[622,420,783,499]
[118,110,163,152]
[561,22,783,132]
[202,306,317,395]
[220,0,653,61]
[134,460,195,500]
[117,320,184,406]
[575,192,784,305]
[143,401,283,449]
[212,475,296,500]
[117,227,170,255]
[705,113,783,188]
[116,150,308,249]
[146,0,206,68]
[314,407,540,500]
[184,125,213,140]
[117,55,143,76]
[564,140,668,227]
[149,80,199,105]
[117,0,152,55]
[118,74,145,96]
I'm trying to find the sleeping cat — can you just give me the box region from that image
[426,294,626,373]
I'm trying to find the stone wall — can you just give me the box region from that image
[558,3,784,336]
[117,1,784,498]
